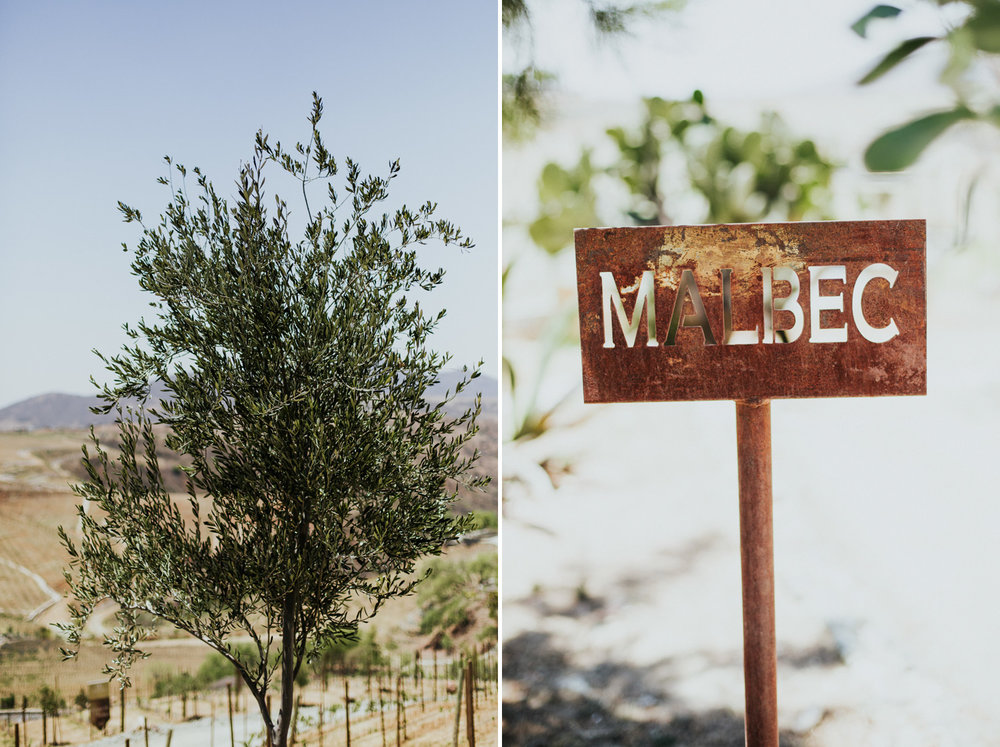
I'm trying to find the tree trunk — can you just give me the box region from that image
[273,593,297,747]
[244,678,273,747]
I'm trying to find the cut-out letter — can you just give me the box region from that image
[762,266,804,344]
[722,268,759,345]
[666,269,717,345]
[601,270,658,348]
[853,263,900,343]
[809,265,848,343]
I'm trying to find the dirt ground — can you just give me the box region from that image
[0,675,497,746]
[0,427,498,746]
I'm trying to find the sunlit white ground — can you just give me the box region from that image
[503,245,1000,744]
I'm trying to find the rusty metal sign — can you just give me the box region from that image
[575,220,926,402]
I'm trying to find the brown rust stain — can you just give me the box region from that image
[575,220,927,403]
[655,224,807,292]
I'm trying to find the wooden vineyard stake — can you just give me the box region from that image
[289,695,300,747]
[465,658,476,747]
[227,683,235,747]
[452,661,464,747]
[575,220,927,746]
[344,679,351,747]
[378,672,387,747]
[395,674,402,747]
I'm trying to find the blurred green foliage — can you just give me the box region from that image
[529,152,601,254]
[502,68,554,142]
[416,553,497,641]
[502,0,683,140]
[856,0,1000,170]
[152,642,316,698]
[529,93,835,256]
[466,509,499,531]
[505,92,836,442]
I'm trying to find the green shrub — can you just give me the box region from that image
[37,686,64,716]
[417,553,498,637]
[466,511,498,531]
[196,652,236,685]
[477,624,498,643]
[152,671,197,698]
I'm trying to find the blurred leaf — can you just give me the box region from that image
[590,1,686,35]
[529,154,600,253]
[537,162,573,201]
[528,215,571,253]
[502,0,529,29]
[503,68,554,141]
[864,107,973,171]
[501,260,515,294]
[859,36,937,84]
[966,4,1000,52]
[502,356,516,393]
[592,7,629,34]
[851,5,902,38]
[942,25,976,85]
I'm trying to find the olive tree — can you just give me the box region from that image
[59,93,485,747]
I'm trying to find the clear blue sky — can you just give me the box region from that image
[0,1,498,408]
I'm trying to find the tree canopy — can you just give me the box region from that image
[59,93,485,747]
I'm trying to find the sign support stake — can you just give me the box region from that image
[735,398,778,747]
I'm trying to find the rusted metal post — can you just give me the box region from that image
[735,399,778,747]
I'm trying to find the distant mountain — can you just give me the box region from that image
[0,392,113,431]
[0,372,498,432]
[428,371,498,413]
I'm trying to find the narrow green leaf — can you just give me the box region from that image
[859,36,937,84]
[864,107,973,171]
[851,5,902,38]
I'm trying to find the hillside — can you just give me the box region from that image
[0,421,497,746]
[0,373,497,432]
